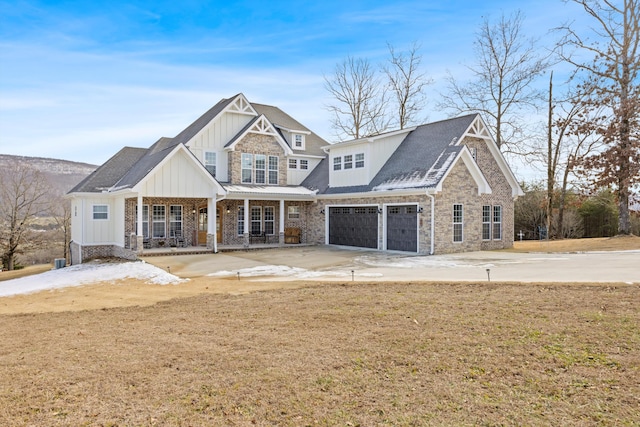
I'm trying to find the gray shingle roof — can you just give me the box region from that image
[69,147,147,193]
[303,114,478,194]
[253,103,327,157]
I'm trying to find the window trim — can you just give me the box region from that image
[237,206,245,236]
[264,206,275,235]
[344,154,353,169]
[482,205,491,241]
[250,206,262,235]
[493,205,502,240]
[255,154,266,184]
[169,205,183,238]
[288,158,297,169]
[288,205,300,219]
[453,203,463,243]
[293,133,305,150]
[333,156,342,171]
[92,204,109,220]
[135,204,149,238]
[241,153,253,184]
[355,153,365,168]
[299,159,308,170]
[152,205,166,238]
[268,155,279,185]
[204,151,217,177]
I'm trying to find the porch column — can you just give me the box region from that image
[136,194,144,254]
[243,198,250,247]
[207,197,215,252]
[279,199,285,244]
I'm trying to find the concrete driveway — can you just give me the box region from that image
[143,245,640,284]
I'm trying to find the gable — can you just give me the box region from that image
[458,115,524,197]
[224,115,293,155]
[133,145,225,197]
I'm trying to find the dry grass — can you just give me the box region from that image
[510,235,640,253]
[1,281,639,426]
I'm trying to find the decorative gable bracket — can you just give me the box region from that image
[225,94,257,116]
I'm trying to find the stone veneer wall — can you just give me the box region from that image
[228,134,287,186]
[221,200,314,245]
[462,137,516,250]
[432,160,482,254]
[124,197,205,248]
[71,243,137,264]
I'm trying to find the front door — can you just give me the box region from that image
[198,207,207,246]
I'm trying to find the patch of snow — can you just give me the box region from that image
[372,151,456,191]
[0,261,187,298]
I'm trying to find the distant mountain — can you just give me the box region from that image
[0,154,96,195]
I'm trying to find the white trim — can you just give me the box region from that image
[382,202,420,253]
[459,115,524,197]
[92,204,109,221]
[434,148,492,195]
[224,114,294,155]
[224,94,258,116]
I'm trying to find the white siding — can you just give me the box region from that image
[187,112,254,182]
[81,196,116,244]
[287,157,322,185]
[138,149,217,198]
[328,133,406,188]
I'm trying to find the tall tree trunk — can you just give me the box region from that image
[546,72,554,239]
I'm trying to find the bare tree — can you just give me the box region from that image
[558,0,640,235]
[324,56,390,140]
[545,73,605,238]
[0,162,51,270]
[439,10,549,152]
[383,42,432,129]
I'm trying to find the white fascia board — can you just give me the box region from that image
[316,188,428,200]
[459,115,523,197]
[225,115,294,156]
[434,148,492,195]
[275,125,311,135]
[320,127,416,151]
[288,153,326,160]
[132,144,226,195]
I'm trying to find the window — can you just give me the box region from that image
[268,156,278,184]
[237,206,245,235]
[255,154,266,184]
[241,153,253,183]
[300,159,308,170]
[293,134,305,149]
[453,204,463,243]
[204,152,216,177]
[482,205,491,240]
[344,155,353,169]
[355,153,365,168]
[288,205,300,219]
[169,205,182,238]
[251,206,262,234]
[493,205,502,240]
[92,205,108,220]
[264,206,275,235]
[288,159,297,169]
[152,205,166,238]
[135,205,149,238]
[333,157,342,171]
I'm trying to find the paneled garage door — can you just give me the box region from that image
[386,205,418,252]
[328,207,378,249]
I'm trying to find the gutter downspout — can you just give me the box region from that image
[427,193,435,255]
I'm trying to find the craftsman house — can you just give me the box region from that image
[68,93,522,264]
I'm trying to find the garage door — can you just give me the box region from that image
[328,207,378,249]
[386,205,418,252]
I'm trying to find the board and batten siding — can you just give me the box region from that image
[186,112,254,182]
[137,149,218,198]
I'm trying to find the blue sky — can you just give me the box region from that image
[1,0,588,175]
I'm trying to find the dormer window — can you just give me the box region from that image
[293,134,305,150]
